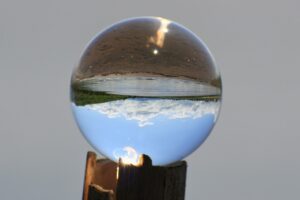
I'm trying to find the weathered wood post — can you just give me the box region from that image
[82,151,187,200]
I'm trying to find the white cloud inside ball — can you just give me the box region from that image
[84,99,220,127]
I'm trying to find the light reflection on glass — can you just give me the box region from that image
[148,17,171,48]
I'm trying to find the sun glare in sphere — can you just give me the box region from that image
[114,146,143,166]
[149,17,171,48]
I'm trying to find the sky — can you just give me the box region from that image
[0,0,300,199]
[72,99,219,165]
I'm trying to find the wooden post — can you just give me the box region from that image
[82,152,187,200]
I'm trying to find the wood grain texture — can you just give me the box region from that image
[83,152,97,200]
[88,184,113,200]
[82,152,187,200]
[116,155,187,200]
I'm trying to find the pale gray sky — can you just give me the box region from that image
[0,0,299,199]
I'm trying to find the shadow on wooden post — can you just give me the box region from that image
[82,151,187,200]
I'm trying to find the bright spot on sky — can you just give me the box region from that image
[113,146,142,166]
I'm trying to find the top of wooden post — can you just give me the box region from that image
[83,151,187,200]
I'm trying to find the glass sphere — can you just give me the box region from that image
[71,17,222,165]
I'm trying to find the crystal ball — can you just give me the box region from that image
[71,17,222,165]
